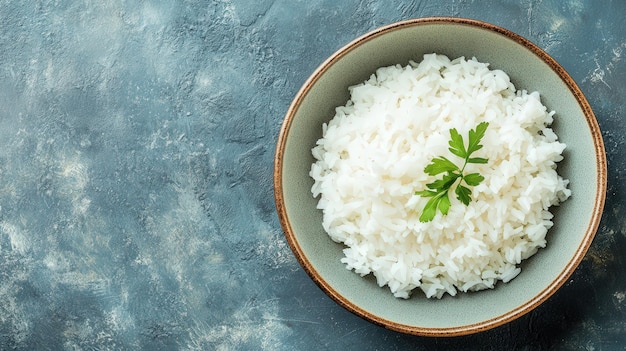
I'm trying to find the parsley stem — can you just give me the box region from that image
[416,122,489,222]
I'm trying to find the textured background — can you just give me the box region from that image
[0,0,624,350]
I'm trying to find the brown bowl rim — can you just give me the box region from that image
[273,16,607,337]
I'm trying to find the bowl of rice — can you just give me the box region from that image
[274,17,606,336]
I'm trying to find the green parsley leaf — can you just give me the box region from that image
[419,190,450,222]
[467,121,489,155]
[423,156,459,176]
[416,122,489,222]
[426,172,460,191]
[463,173,485,186]
[419,197,439,222]
[455,184,472,205]
[448,128,467,159]
[438,192,451,214]
[415,189,438,197]
[468,157,488,164]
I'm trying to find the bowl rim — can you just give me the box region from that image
[273,16,607,336]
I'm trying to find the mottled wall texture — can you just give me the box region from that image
[0,1,625,350]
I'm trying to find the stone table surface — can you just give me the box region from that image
[0,1,624,350]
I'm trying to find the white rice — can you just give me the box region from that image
[309,53,571,299]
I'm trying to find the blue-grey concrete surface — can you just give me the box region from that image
[0,0,624,350]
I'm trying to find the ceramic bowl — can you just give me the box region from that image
[274,17,606,336]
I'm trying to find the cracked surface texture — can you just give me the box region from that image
[0,0,625,349]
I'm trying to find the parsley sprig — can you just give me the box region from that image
[416,122,489,222]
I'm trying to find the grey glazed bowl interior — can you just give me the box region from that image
[274,17,606,336]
